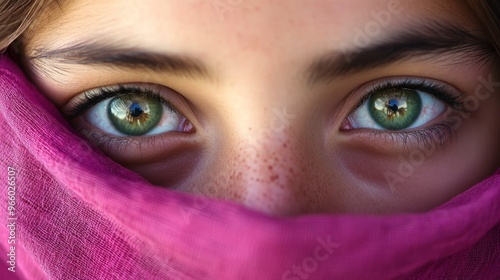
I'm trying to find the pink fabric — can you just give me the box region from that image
[0,54,499,279]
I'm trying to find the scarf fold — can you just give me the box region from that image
[0,55,499,279]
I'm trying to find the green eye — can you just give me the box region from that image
[108,94,163,136]
[368,89,422,130]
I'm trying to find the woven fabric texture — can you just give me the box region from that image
[0,55,499,279]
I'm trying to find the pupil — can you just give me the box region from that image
[388,100,399,112]
[368,89,421,130]
[129,103,143,117]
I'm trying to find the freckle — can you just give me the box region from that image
[208,187,217,195]
[234,193,241,200]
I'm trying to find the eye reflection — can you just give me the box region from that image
[71,85,194,137]
[345,81,449,131]
[368,89,422,130]
[108,95,162,136]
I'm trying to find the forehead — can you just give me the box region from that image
[23,0,476,101]
[30,0,467,54]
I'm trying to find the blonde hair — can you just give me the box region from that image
[0,0,48,51]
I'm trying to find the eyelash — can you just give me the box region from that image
[65,85,178,118]
[354,79,465,111]
[349,78,468,148]
[67,79,468,149]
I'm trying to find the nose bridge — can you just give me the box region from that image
[209,104,310,215]
[231,136,304,215]
[188,77,330,215]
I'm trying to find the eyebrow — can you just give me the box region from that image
[27,42,214,81]
[27,21,496,86]
[306,22,496,85]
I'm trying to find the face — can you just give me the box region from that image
[20,0,500,216]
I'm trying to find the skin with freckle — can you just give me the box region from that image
[18,0,500,216]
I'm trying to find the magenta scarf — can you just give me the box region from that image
[0,54,499,279]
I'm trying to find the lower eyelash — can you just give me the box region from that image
[73,127,132,152]
[367,122,456,151]
[345,78,470,149]
[78,128,162,153]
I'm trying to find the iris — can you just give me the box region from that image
[108,95,162,135]
[368,89,422,130]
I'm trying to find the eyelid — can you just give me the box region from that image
[63,83,186,119]
[347,77,466,115]
[336,76,471,150]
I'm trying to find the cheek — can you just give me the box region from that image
[126,146,204,188]
[337,81,500,213]
[340,148,463,213]
[339,118,500,213]
[109,98,500,215]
